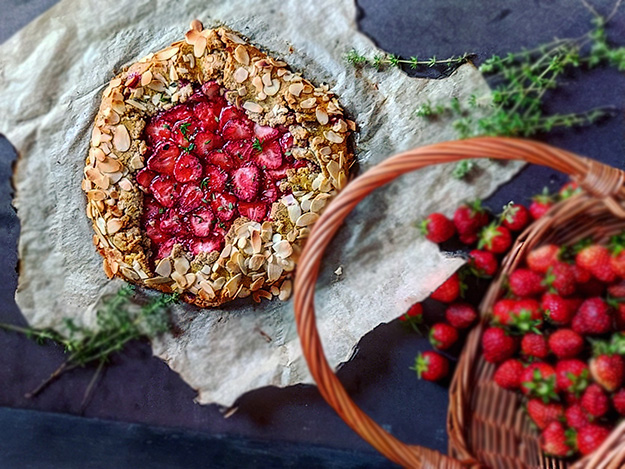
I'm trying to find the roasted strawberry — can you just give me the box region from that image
[468,249,498,277]
[224,140,254,163]
[156,238,177,259]
[172,119,199,147]
[148,142,179,175]
[478,224,512,254]
[508,268,545,297]
[413,351,449,382]
[420,213,455,243]
[255,140,283,169]
[232,164,260,202]
[494,359,524,390]
[194,131,223,157]
[445,303,477,329]
[150,176,177,208]
[136,168,156,189]
[221,118,254,141]
[482,327,518,364]
[159,209,186,235]
[521,333,549,359]
[254,123,281,142]
[190,237,223,256]
[429,323,459,350]
[193,102,220,132]
[581,384,610,418]
[555,359,589,395]
[548,329,584,359]
[173,152,203,183]
[577,424,612,456]
[189,209,215,237]
[177,184,203,213]
[201,81,221,99]
[430,273,463,303]
[207,149,235,171]
[527,399,564,430]
[501,202,530,232]
[238,202,267,222]
[211,193,238,221]
[201,165,228,193]
[540,421,573,457]
[527,244,560,274]
[218,105,246,130]
[144,118,172,144]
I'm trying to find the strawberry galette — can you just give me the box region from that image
[82,21,354,307]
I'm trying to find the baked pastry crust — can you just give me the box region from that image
[82,21,354,307]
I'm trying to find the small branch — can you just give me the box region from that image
[25,360,77,398]
[80,360,105,413]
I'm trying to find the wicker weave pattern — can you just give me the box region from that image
[293,137,625,468]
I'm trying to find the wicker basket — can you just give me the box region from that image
[293,137,625,468]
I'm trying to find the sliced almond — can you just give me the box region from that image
[97,156,122,173]
[155,46,179,61]
[288,82,304,97]
[264,79,280,96]
[243,101,263,113]
[315,107,329,125]
[273,240,293,259]
[234,45,250,65]
[223,273,242,297]
[234,67,249,83]
[155,258,172,277]
[193,36,207,57]
[174,256,190,275]
[287,204,302,224]
[250,276,264,291]
[199,280,215,298]
[323,130,344,144]
[248,254,265,271]
[279,280,292,301]
[267,262,283,282]
[296,212,319,227]
[118,178,133,192]
[113,124,131,152]
[106,218,123,234]
[87,190,106,201]
[300,98,317,109]
[141,70,153,86]
[326,160,340,181]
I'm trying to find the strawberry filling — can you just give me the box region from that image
[138,83,306,261]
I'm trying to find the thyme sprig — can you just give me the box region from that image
[346,49,471,73]
[0,285,179,399]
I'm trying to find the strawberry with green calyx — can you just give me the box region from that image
[576,244,616,283]
[527,244,560,274]
[430,272,465,303]
[445,303,477,329]
[429,323,458,350]
[589,339,625,392]
[492,298,517,326]
[399,302,425,333]
[529,187,555,220]
[543,261,576,297]
[559,181,582,200]
[521,333,549,359]
[509,299,544,333]
[527,399,564,429]
[609,232,625,278]
[508,268,545,297]
[494,359,524,390]
[520,362,558,401]
[467,249,498,277]
[478,223,512,254]
[419,213,455,243]
[571,297,613,336]
[453,199,490,241]
[565,403,591,430]
[555,359,589,396]
[540,421,576,457]
[581,384,610,418]
[548,329,584,359]
[482,326,518,364]
[500,202,530,232]
[412,351,449,382]
[577,424,612,456]
[542,292,576,326]
[612,388,625,415]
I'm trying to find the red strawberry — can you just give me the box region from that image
[420,213,455,243]
[207,150,236,171]
[508,268,545,297]
[413,351,449,382]
[172,119,199,147]
[527,244,560,273]
[194,131,223,157]
[565,403,590,430]
[589,353,625,392]
[493,298,516,326]
[577,245,617,283]
[581,384,610,417]
[148,142,180,175]
[527,399,564,429]
[542,293,575,326]
[453,200,489,236]
[478,224,512,254]
[173,152,202,183]
[201,165,228,193]
[521,333,549,359]
[577,424,612,456]
[150,176,177,208]
[255,140,283,169]
[529,189,554,220]
[232,164,260,202]
[162,105,193,123]
[189,209,215,237]
[159,209,186,235]
[468,249,498,277]
[548,329,584,359]
[238,202,267,222]
[260,178,279,203]
[494,359,524,390]
[177,184,203,213]
[482,327,518,364]
[400,303,423,323]
[156,238,176,259]
[279,132,294,152]
[458,231,478,245]
[612,388,625,415]
[540,421,573,457]
[254,123,280,142]
[201,81,221,99]
[543,261,576,297]
[193,103,220,131]
[572,264,592,284]
[221,118,254,140]
[555,359,589,395]
[501,203,530,232]
[430,272,462,303]
[211,193,238,221]
[610,252,625,278]
[136,168,156,189]
[559,181,582,200]
[190,237,222,256]
[429,323,459,350]
[607,280,625,298]
[510,298,543,332]
[572,297,613,335]
[520,362,557,399]
[218,105,246,130]
[445,303,477,329]
[144,118,173,144]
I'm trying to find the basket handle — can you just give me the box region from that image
[293,137,625,468]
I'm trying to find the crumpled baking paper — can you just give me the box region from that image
[0,0,522,406]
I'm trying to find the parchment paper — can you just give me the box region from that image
[0,0,522,406]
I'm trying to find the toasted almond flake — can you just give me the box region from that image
[147,81,167,92]
[224,31,246,44]
[220,244,233,258]
[111,100,126,114]
[193,36,207,57]
[300,98,316,109]
[103,258,114,279]
[253,290,273,302]
[326,160,340,181]
[171,271,187,288]
[185,273,196,286]
[174,257,190,275]
[264,79,280,96]
[286,230,298,243]
[92,147,106,162]
[213,276,226,290]
[287,203,302,224]
[155,258,172,277]
[296,212,319,227]
[223,273,242,297]
[129,154,144,169]
[145,277,173,287]
[98,156,122,173]
[320,178,332,192]
[110,77,122,87]
[261,73,272,87]
[273,240,293,259]
[108,171,123,184]
[234,45,250,65]
[243,101,263,113]
[106,218,123,234]
[190,19,203,31]
[270,285,280,296]
[249,254,265,271]
[267,263,283,282]
[288,82,304,97]
[323,130,344,144]
[279,280,292,301]
[155,46,179,61]
[87,190,106,201]
[113,124,131,152]
[250,276,264,291]
[185,29,201,45]
[118,178,133,192]
[238,287,251,299]
[199,280,215,298]
[310,195,329,213]
[237,237,247,250]
[250,230,262,253]
[121,266,140,281]
[234,67,249,83]
[141,70,153,86]
[95,217,107,235]
[126,99,148,111]
[316,107,329,125]
[92,126,102,146]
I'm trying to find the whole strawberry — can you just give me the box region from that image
[420,213,455,243]
[521,333,549,360]
[400,302,423,323]
[527,244,560,274]
[520,362,557,399]
[577,424,612,456]
[544,261,576,297]
[609,233,625,278]
[445,303,477,329]
[612,388,625,415]
[429,323,458,350]
[492,298,516,326]
[559,181,582,200]
[468,249,498,277]
[413,351,449,382]
[572,297,613,336]
[540,421,573,457]
[581,383,610,418]
[482,327,518,364]
[510,298,543,332]
[589,353,624,392]
[493,359,524,390]
[529,189,554,220]
[478,224,512,254]
[453,200,489,239]
[555,359,589,395]
[565,403,590,430]
[430,272,463,303]
[576,244,616,283]
[527,399,564,429]
[508,268,545,297]
[501,202,530,232]
[542,293,575,326]
[548,329,584,359]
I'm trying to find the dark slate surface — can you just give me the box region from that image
[1,0,625,467]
